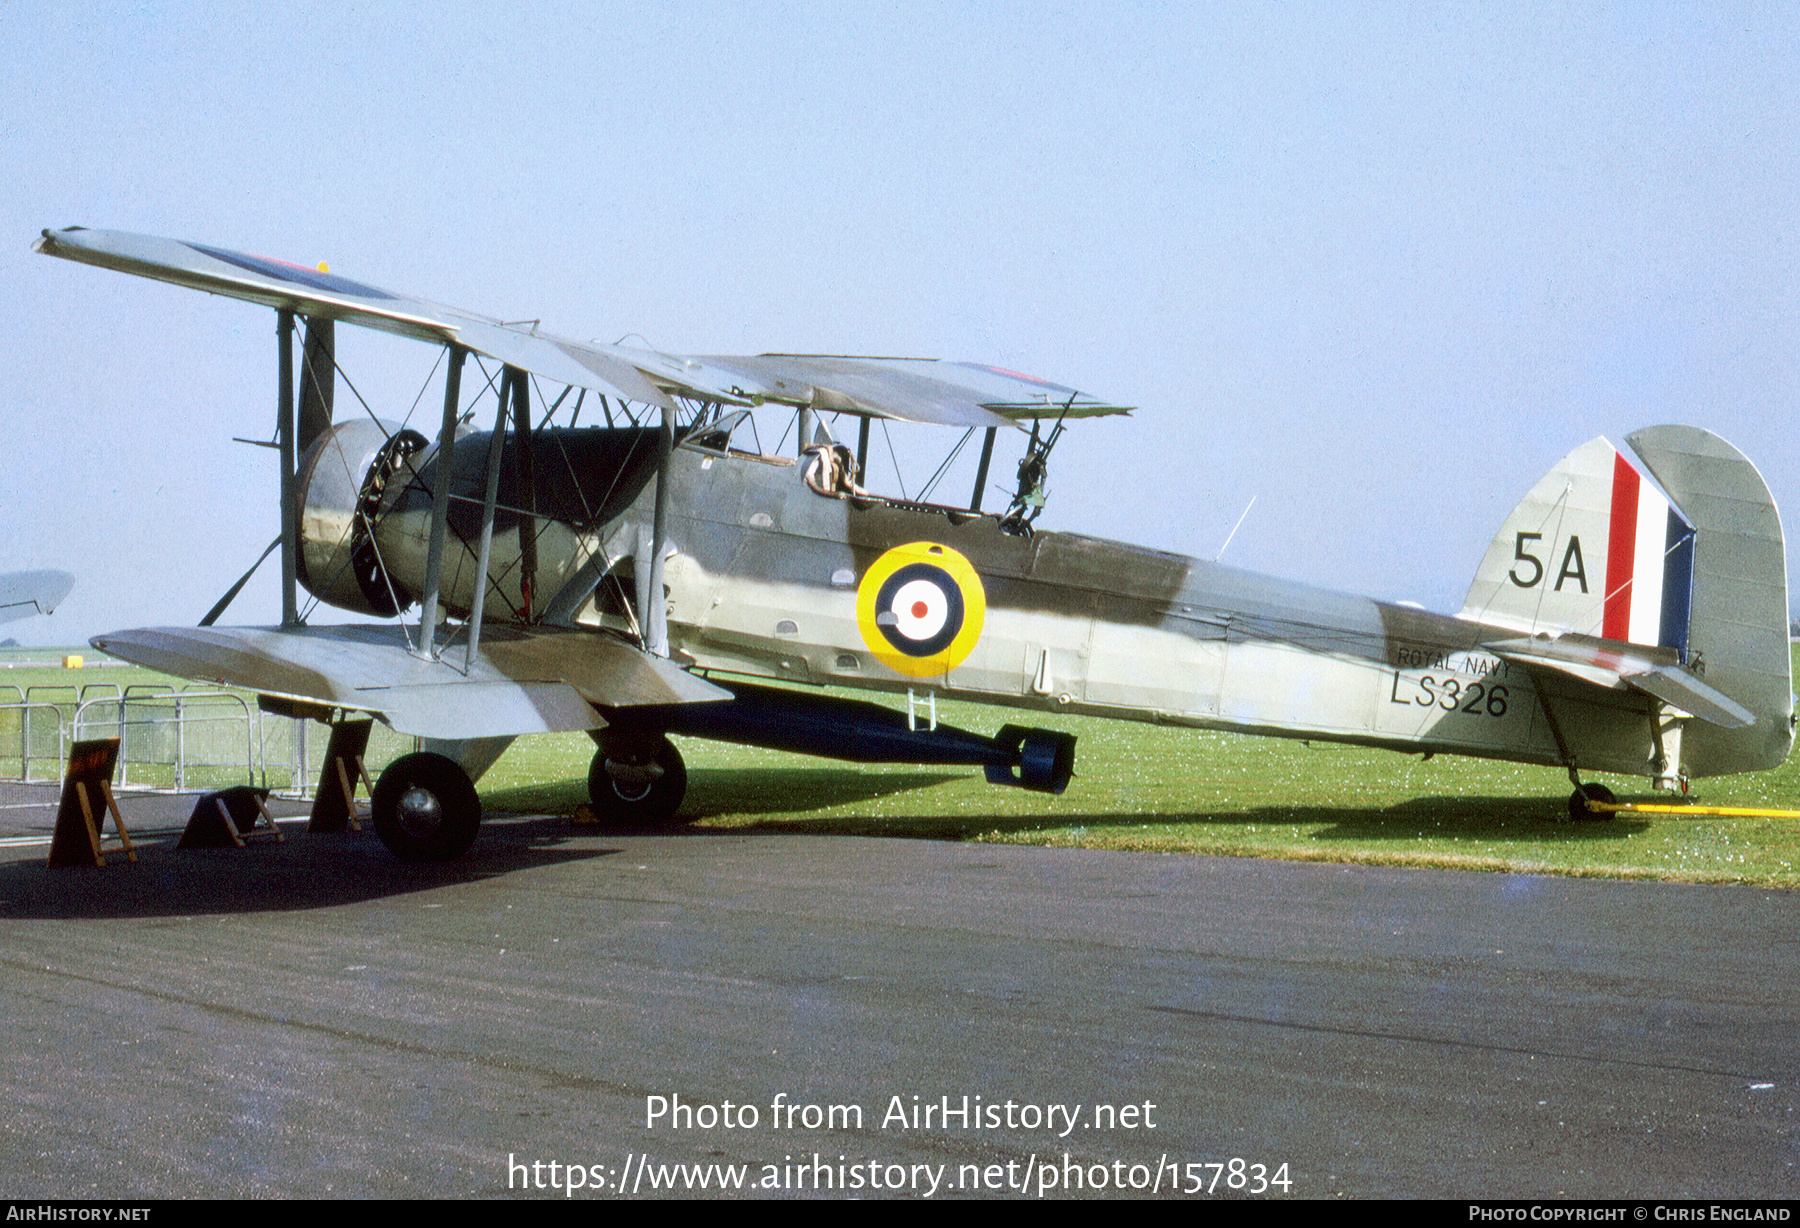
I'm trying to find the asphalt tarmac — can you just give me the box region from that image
[0,780,1794,1200]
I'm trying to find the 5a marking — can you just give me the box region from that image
[1389,672,1510,717]
[1508,530,1588,593]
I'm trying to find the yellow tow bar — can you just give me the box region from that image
[1587,801,1800,818]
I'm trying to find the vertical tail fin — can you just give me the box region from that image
[1462,426,1791,775]
[1459,434,1696,650]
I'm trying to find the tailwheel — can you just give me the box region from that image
[372,752,482,860]
[1569,782,1618,822]
[588,736,688,828]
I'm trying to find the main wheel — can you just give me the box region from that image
[372,752,482,861]
[588,737,687,827]
[1569,782,1618,822]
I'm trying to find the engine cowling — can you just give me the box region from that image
[296,418,668,621]
[295,418,426,617]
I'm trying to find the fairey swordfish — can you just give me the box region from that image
[36,227,1793,860]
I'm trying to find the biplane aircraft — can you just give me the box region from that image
[35,227,1795,860]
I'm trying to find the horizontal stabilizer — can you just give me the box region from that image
[89,624,727,741]
[1485,634,1754,729]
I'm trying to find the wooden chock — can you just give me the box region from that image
[309,719,374,833]
[48,739,135,868]
[177,786,283,849]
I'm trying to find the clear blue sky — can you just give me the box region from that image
[3,1,1795,645]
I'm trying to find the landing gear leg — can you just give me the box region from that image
[587,734,688,827]
[1542,698,1617,822]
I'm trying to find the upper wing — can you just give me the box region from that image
[89,623,728,740]
[35,227,1130,429]
[34,227,686,408]
[696,355,1131,427]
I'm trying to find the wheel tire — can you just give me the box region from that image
[587,738,688,827]
[372,752,482,861]
[1569,782,1618,822]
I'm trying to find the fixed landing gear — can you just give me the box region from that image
[1568,782,1618,822]
[588,735,688,827]
[372,752,483,860]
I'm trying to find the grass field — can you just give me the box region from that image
[10,646,1800,888]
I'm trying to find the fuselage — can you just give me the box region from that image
[646,440,1669,777]
[353,424,1681,781]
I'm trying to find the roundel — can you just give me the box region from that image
[855,542,987,678]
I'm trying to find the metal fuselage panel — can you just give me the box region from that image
[634,446,1665,778]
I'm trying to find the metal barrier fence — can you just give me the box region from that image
[73,690,260,792]
[0,686,412,796]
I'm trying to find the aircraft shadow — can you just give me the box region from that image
[1272,795,1654,842]
[0,772,971,921]
[0,814,615,921]
[0,789,1660,921]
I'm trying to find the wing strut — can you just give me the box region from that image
[276,310,299,627]
[414,344,467,659]
[201,536,280,628]
[296,317,335,454]
[970,426,998,512]
[464,367,515,669]
[511,366,537,621]
[641,405,673,657]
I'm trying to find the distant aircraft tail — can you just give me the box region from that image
[0,570,74,625]
[1461,426,1792,776]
